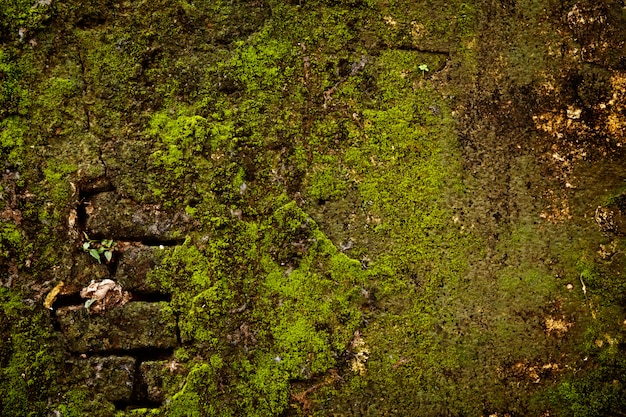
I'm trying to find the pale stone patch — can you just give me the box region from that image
[545,316,573,336]
[350,331,370,375]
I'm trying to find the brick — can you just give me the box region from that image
[115,244,168,293]
[140,361,167,403]
[85,192,191,241]
[57,301,178,353]
[68,355,135,403]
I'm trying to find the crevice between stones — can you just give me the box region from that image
[51,291,172,310]
[70,347,174,361]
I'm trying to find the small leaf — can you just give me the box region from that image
[82,242,90,251]
[418,64,429,72]
[89,249,101,263]
[104,250,113,262]
[84,298,96,309]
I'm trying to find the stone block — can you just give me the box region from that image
[64,255,111,294]
[140,361,167,403]
[85,192,191,241]
[116,244,168,293]
[57,301,178,353]
[69,355,135,403]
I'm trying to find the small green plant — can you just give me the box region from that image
[418,63,429,75]
[82,232,116,263]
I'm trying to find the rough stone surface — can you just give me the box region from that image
[115,244,166,293]
[595,193,626,235]
[3,0,626,414]
[85,192,191,241]
[140,361,167,403]
[57,301,178,353]
[61,255,111,294]
[68,356,136,403]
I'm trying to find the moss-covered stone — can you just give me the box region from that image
[85,192,192,241]
[115,245,168,293]
[57,302,178,353]
[2,0,626,415]
[67,356,136,403]
[0,288,61,417]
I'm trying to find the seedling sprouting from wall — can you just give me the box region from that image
[82,232,116,264]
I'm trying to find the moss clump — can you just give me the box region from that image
[165,357,227,417]
[0,288,61,417]
[148,201,366,415]
[0,48,27,119]
[0,117,26,168]
[54,389,117,417]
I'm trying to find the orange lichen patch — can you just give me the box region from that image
[509,361,562,383]
[533,71,626,148]
[532,109,596,140]
[597,240,618,260]
[384,15,398,27]
[595,333,619,349]
[540,189,572,223]
[350,330,370,376]
[545,316,573,336]
[533,112,568,139]
[536,143,587,223]
[607,72,626,141]
[410,21,427,40]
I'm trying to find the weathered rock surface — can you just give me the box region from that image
[59,256,111,295]
[85,192,191,241]
[68,356,136,403]
[140,361,167,403]
[115,245,167,293]
[57,301,178,353]
[595,193,626,235]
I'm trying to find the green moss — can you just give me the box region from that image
[0,117,26,167]
[148,200,366,415]
[41,161,77,223]
[166,358,229,417]
[54,388,116,417]
[0,288,61,417]
[0,48,27,118]
[234,359,290,417]
[550,366,626,417]
[149,113,210,179]
[4,0,624,414]
[0,221,22,264]
[117,408,163,417]
[0,0,51,39]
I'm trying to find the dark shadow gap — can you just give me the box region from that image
[51,292,172,310]
[140,238,186,247]
[75,201,88,233]
[51,293,84,310]
[70,347,174,361]
[77,177,115,197]
[130,292,172,303]
[174,313,182,345]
